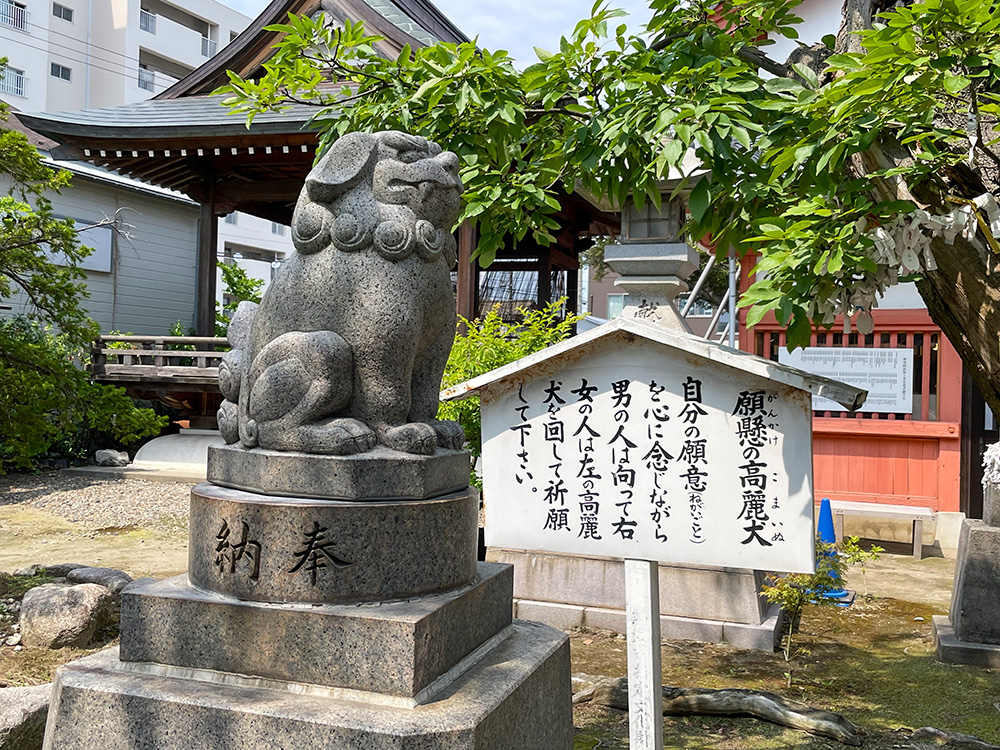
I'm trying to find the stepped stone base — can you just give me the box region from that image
[933,616,1000,669]
[513,598,783,651]
[490,548,780,651]
[43,621,572,750]
[208,444,471,501]
[120,565,513,700]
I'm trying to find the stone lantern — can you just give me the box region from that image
[604,195,700,332]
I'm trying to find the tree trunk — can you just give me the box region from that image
[834,0,1000,416]
[918,241,1000,417]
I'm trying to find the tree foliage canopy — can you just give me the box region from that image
[221,0,1000,410]
[0,102,165,470]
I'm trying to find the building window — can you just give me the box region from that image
[607,293,626,319]
[0,1,29,31]
[0,65,26,97]
[224,213,238,225]
[137,67,154,91]
[271,222,286,236]
[201,36,217,57]
[139,8,155,33]
[50,63,72,81]
[52,2,73,21]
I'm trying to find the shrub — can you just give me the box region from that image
[438,299,587,484]
[0,317,166,472]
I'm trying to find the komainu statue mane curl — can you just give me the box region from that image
[216,130,466,456]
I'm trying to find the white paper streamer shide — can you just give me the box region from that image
[480,344,817,574]
[824,193,1000,335]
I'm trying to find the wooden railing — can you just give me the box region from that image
[90,335,229,386]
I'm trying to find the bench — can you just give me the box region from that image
[827,500,935,560]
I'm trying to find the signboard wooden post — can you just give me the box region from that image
[440,317,866,749]
[625,559,663,749]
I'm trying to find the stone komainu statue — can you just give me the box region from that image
[216,131,466,456]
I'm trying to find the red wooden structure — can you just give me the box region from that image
[739,262,964,513]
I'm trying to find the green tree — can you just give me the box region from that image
[221,0,1000,414]
[216,261,265,337]
[438,299,587,468]
[0,101,165,470]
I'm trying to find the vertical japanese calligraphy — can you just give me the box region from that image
[214,519,262,581]
[482,347,816,573]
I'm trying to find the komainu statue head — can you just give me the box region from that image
[216,131,466,457]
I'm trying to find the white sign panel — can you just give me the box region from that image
[778,347,912,413]
[481,340,816,573]
[44,220,114,273]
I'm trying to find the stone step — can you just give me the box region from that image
[44,621,572,749]
[121,563,512,699]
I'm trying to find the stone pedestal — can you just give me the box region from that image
[492,549,782,651]
[933,518,1000,668]
[45,474,572,747]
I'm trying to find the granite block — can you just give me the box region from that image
[490,548,767,624]
[512,599,782,651]
[43,622,572,750]
[120,564,513,699]
[208,444,471,500]
[189,483,478,604]
[933,615,1000,669]
[948,519,1000,645]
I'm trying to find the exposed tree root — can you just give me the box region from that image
[572,675,863,746]
[910,727,1000,750]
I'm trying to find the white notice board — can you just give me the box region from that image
[480,340,817,574]
[778,347,913,414]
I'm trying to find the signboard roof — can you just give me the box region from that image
[441,316,868,411]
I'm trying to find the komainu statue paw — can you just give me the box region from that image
[381,423,437,455]
[298,417,377,455]
[425,420,465,450]
[218,400,240,445]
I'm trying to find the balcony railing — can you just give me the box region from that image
[139,8,156,33]
[0,2,29,31]
[0,68,26,97]
[201,36,217,57]
[137,68,154,91]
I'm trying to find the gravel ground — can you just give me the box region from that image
[0,472,191,531]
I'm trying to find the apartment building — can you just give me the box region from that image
[0,0,292,323]
[0,0,247,110]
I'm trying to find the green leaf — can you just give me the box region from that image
[792,63,819,88]
[688,178,711,223]
[944,74,972,94]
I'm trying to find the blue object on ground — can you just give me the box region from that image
[818,497,837,545]
[816,497,850,601]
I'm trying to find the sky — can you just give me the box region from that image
[222,0,654,66]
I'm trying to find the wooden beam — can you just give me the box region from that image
[456,221,478,326]
[537,247,552,309]
[196,188,219,337]
[217,179,305,205]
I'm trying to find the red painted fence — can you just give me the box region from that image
[741,297,962,513]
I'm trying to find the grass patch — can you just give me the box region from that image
[0,572,57,600]
[570,596,1000,748]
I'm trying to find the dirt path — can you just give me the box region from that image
[0,506,188,580]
